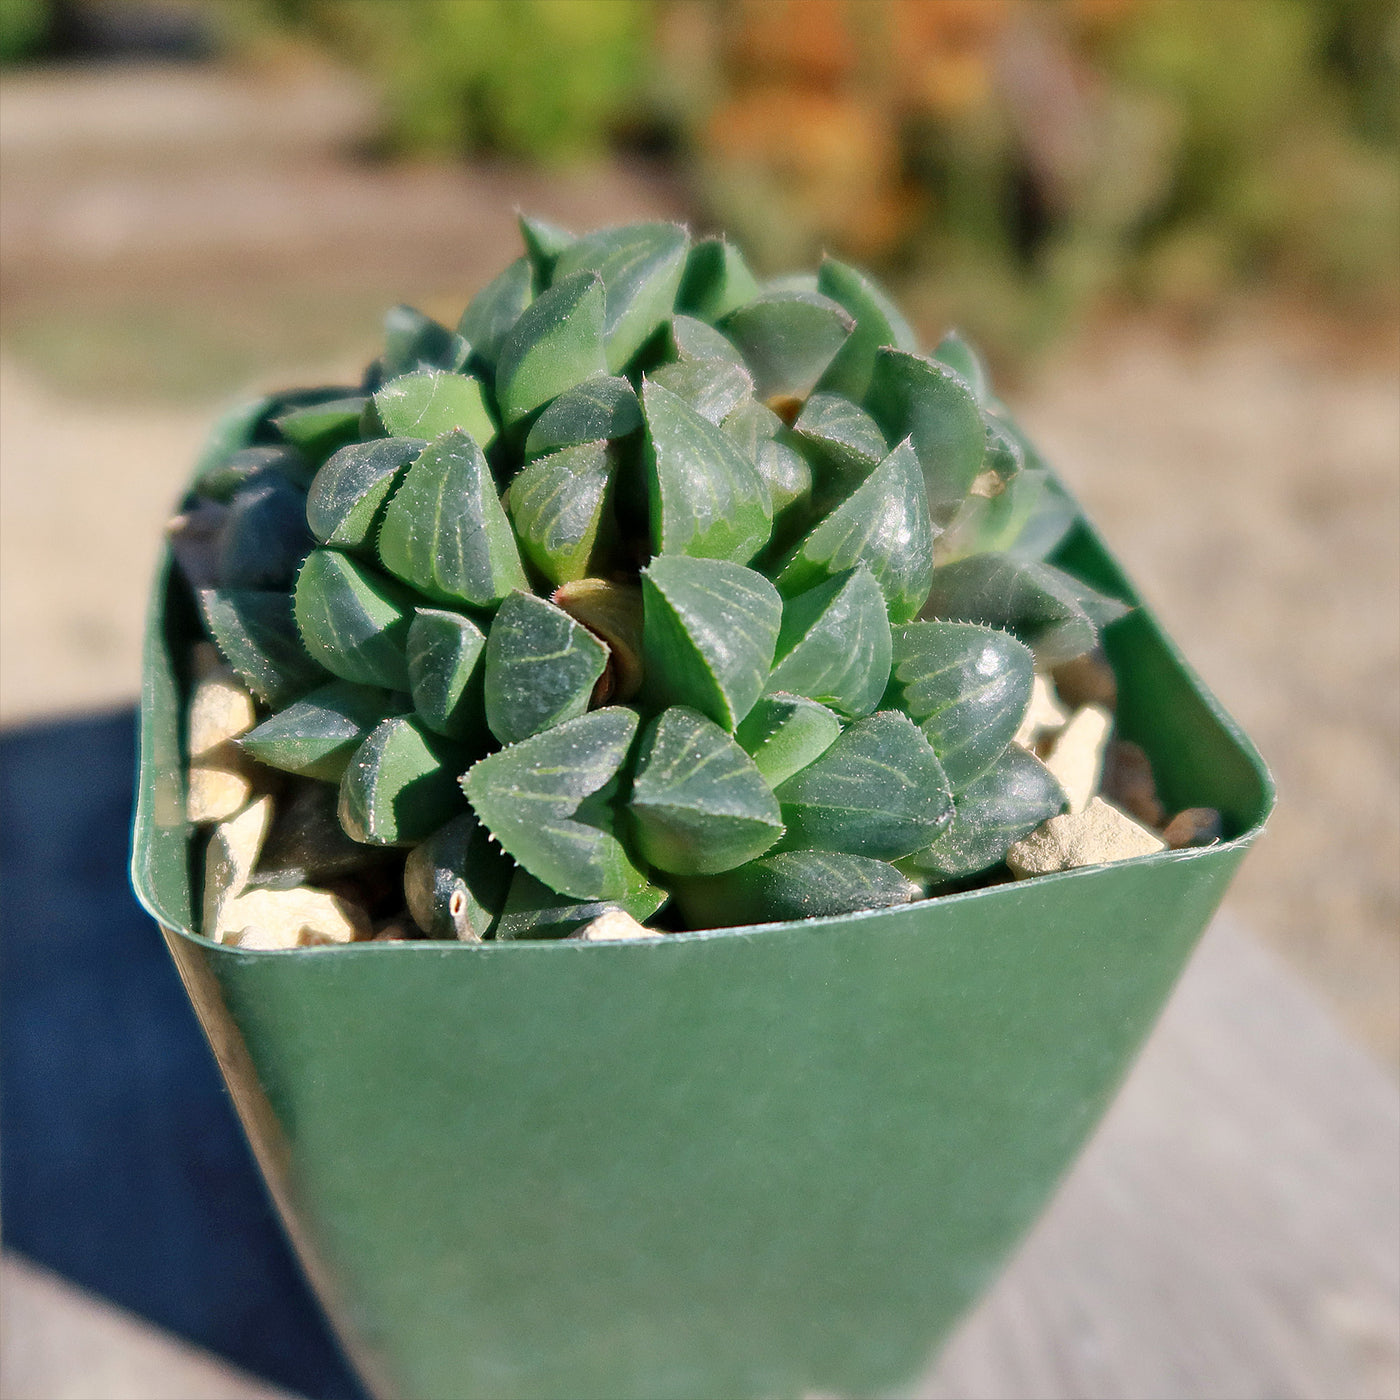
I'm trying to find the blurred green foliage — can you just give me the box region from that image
[1097,0,1400,310]
[0,0,45,60]
[253,0,653,163]
[656,0,1400,357]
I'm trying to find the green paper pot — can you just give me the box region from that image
[133,479,1271,1399]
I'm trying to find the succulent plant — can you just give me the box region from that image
[178,217,1135,943]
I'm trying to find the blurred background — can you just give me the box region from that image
[1,0,1396,1395]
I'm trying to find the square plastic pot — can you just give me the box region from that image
[133,511,1272,1400]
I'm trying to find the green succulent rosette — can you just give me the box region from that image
[182,219,1129,939]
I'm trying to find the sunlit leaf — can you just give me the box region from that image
[719,290,854,400]
[649,355,754,425]
[734,692,842,788]
[774,711,951,859]
[373,368,496,448]
[642,378,772,562]
[814,256,919,401]
[483,590,608,745]
[339,715,467,846]
[507,440,613,585]
[767,565,891,718]
[406,606,486,742]
[902,744,1065,881]
[377,429,526,608]
[641,553,781,730]
[293,548,415,690]
[922,555,1130,666]
[886,620,1033,790]
[629,706,783,874]
[676,237,761,322]
[775,439,934,623]
[306,437,424,551]
[462,707,644,899]
[522,373,640,459]
[792,392,889,510]
[554,222,690,372]
[495,269,608,427]
[866,348,985,526]
[240,680,399,782]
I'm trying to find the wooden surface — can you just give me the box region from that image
[3,915,1397,1400]
[921,913,1400,1400]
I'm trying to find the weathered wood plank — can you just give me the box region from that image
[920,915,1400,1400]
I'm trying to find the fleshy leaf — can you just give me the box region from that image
[734,693,842,789]
[306,437,424,551]
[494,868,667,942]
[642,379,772,562]
[674,850,917,929]
[523,374,640,459]
[255,779,392,884]
[980,409,1025,486]
[457,256,533,372]
[240,680,399,782]
[461,707,643,900]
[922,555,1130,666]
[671,314,744,366]
[495,269,609,428]
[518,214,575,284]
[293,549,415,690]
[554,222,690,372]
[482,591,608,746]
[372,369,496,448]
[403,811,511,940]
[339,716,466,847]
[273,396,367,460]
[195,443,311,502]
[721,395,783,460]
[406,607,486,742]
[903,744,1065,880]
[218,474,312,590]
[775,439,934,623]
[814,257,919,401]
[676,237,761,322]
[383,305,470,378]
[191,397,273,495]
[718,290,854,401]
[649,356,753,425]
[792,393,889,509]
[507,440,613,585]
[199,587,323,707]
[767,566,892,718]
[886,621,1034,790]
[933,329,990,402]
[629,707,783,875]
[641,554,782,730]
[865,348,985,526]
[755,437,813,522]
[377,429,526,608]
[774,711,951,860]
[935,463,1078,565]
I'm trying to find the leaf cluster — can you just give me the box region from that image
[183,218,1129,938]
